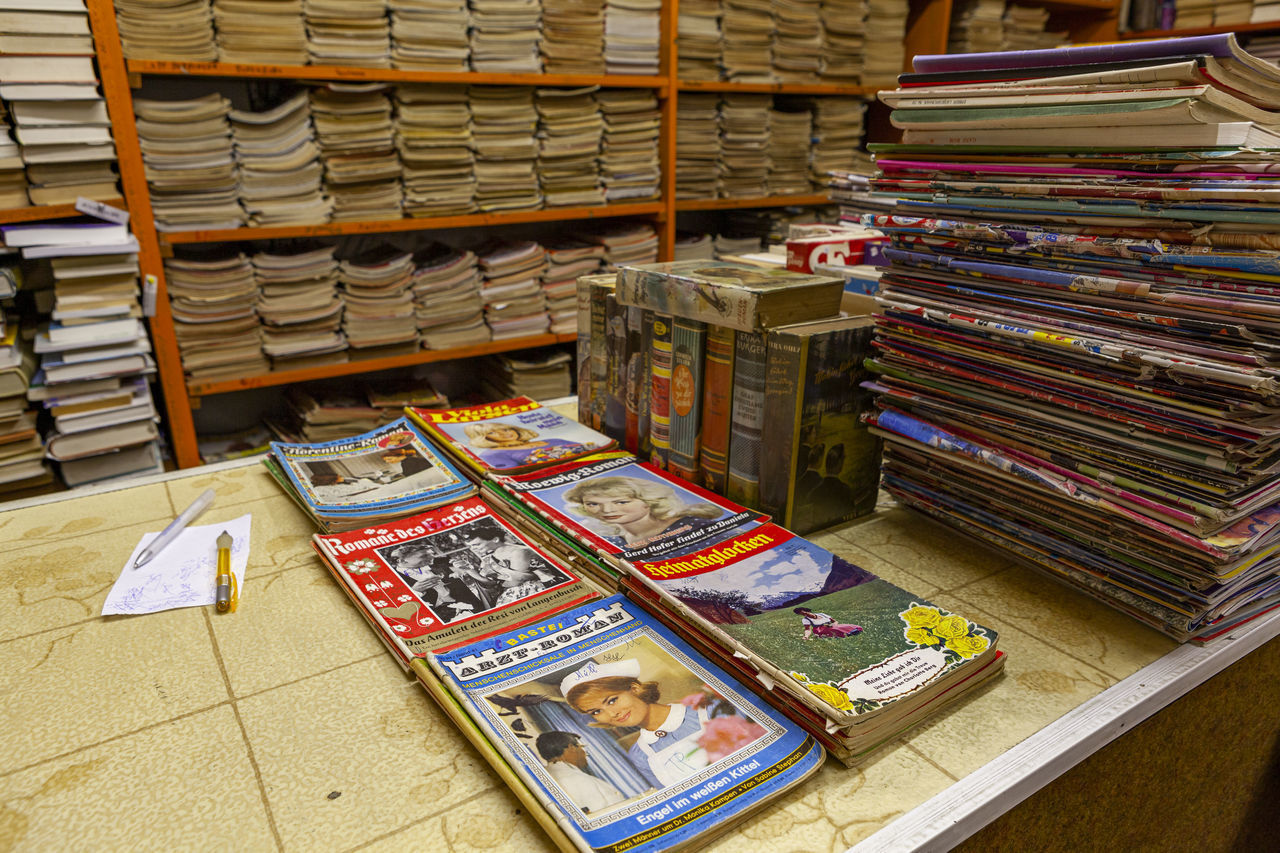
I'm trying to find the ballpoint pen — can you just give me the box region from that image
[133,488,215,569]
[215,530,235,613]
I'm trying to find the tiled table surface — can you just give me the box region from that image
[3,450,1247,852]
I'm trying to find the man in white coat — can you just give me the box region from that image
[536,731,626,814]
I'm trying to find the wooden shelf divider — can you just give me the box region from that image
[675,193,832,211]
[187,334,578,397]
[0,200,126,226]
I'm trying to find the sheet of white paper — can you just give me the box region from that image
[103,513,252,616]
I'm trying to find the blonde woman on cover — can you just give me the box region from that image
[463,421,591,469]
[563,476,723,548]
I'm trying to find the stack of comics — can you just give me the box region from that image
[850,35,1280,642]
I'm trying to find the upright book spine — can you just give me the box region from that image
[588,281,610,431]
[725,330,767,509]
[699,324,736,494]
[624,304,645,454]
[648,312,673,469]
[667,317,706,483]
[575,277,593,425]
[759,331,807,523]
[637,308,653,462]
[602,292,627,443]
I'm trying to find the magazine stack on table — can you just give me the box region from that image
[837,33,1280,643]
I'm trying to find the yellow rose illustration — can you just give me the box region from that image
[900,604,942,630]
[905,626,939,646]
[946,633,990,659]
[932,614,971,640]
[806,682,853,712]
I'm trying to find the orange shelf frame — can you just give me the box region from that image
[126,59,669,94]
[187,334,578,397]
[0,199,126,226]
[160,202,666,247]
[675,194,832,211]
[678,81,876,96]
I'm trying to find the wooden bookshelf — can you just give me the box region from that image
[187,333,578,397]
[0,200,125,226]
[1123,21,1280,39]
[159,202,666,247]
[675,194,832,212]
[81,0,1120,470]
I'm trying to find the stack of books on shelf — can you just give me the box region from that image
[772,0,822,83]
[469,0,542,73]
[677,0,723,81]
[541,0,606,73]
[534,87,606,208]
[479,347,574,399]
[597,89,661,202]
[310,85,403,223]
[113,0,218,62]
[673,92,720,200]
[844,34,1280,643]
[394,84,476,217]
[673,231,715,261]
[470,86,541,212]
[338,244,419,353]
[544,240,607,334]
[0,258,50,497]
[819,0,867,84]
[1000,4,1067,51]
[717,94,772,199]
[577,259,881,535]
[212,0,309,64]
[410,243,488,349]
[164,247,267,380]
[810,97,870,182]
[948,0,1006,55]
[603,0,661,76]
[584,220,658,270]
[389,0,471,70]
[862,0,909,88]
[1,1,118,209]
[3,221,163,488]
[133,93,247,232]
[228,91,331,228]
[0,104,26,210]
[303,0,392,67]
[478,239,550,340]
[281,384,389,443]
[767,102,814,195]
[721,0,774,82]
[254,244,344,367]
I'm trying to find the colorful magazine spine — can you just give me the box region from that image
[603,292,628,443]
[648,312,673,470]
[667,318,706,483]
[725,330,767,509]
[636,308,653,462]
[430,595,825,853]
[588,276,613,432]
[576,275,595,426]
[698,324,736,494]
[624,304,645,454]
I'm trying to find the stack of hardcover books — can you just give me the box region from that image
[577,260,882,535]
[851,34,1280,642]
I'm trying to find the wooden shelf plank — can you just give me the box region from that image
[678,80,876,96]
[1123,21,1280,38]
[674,193,831,211]
[187,334,577,397]
[160,202,666,246]
[0,199,126,226]
[126,59,668,91]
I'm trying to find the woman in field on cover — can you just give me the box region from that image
[560,659,764,790]
[563,476,723,549]
[794,606,862,640]
[463,421,592,469]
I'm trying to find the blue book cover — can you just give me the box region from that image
[430,595,824,853]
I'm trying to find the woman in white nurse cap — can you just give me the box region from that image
[560,658,711,790]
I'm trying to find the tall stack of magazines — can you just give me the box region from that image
[268,395,1004,851]
[836,34,1280,643]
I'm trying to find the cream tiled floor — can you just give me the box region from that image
[0,461,1181,852]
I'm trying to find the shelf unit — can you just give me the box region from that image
[24,0,1123,470]
[0,199,126,226]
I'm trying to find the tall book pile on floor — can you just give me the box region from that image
[842,34,1280,643]
[269,393,1001,848]
[1,220,163,488]
[0,253,50,496]
[576,260,883,535]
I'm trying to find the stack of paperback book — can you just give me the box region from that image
[337,244,418,353]
[851,34,1280,642]
[113,0,217,61]
[266,416,476,531]
[163,248,267,381]
[228,92,331,228]
[254,243,345,367]
[309,85,403,223]
[394,84,476,216]
[410,243,488,349]
[597,88,661,202]
[676,0,722,80]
